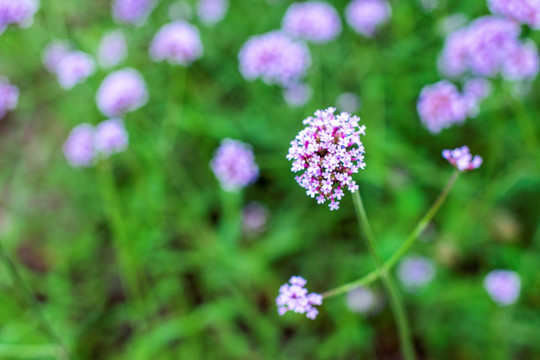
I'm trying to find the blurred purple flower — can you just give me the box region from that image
[42,40,71,74]
[0,0,39,34]
[112,0,156,26]
[98,30,128,69]
[96,68,149,118]
[463,78,491,117]
[345,0,391,38]
[149,21,203,65]
[0,77,18,119]
[502,41,540,82]
[282,1,342,44]
[276,276,322,320]
[442,145,482,171]
[95,118,129,156]
[242,202,269,238]
[210,139,259,192]
[336,92,361,113]
[346,287,380,314]
[417,80,467,134]
[63,124,96,168]
[283,83,312,107]
[197,0,228,26]
[488,0,540,29]
[397,255,435,291]
[238,31,311,87]
[55,51,96,90]
[287,107,366,211]
[484,269,521,306]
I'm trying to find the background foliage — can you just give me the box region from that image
[0,0,539,359]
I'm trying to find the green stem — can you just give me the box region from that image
[323,170,460,298]
[352,190,416,360]
[0,242,69,360]
[218,189,243,248]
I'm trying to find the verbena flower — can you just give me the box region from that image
[442,145,482,171]
[98,30,128,69]
[55,51,96,90]
[346,287,379,314]
[0,0,39,34]
[95,118,129,156]
[345,0,391,38]
[63,124,96,168]
[238,31,311,87]
[282,1,342,44]
[96,68,149,118]
[276,276,323,320]
[197,0,228,26]
[397,255,436,291]
[488,0,540,29]
[0,77,19,119]
[417,80,467,134]
[283,83,312,107]
[501,40,540,82]
[112,0,156,26]
[484,269,521,306]
[210,139,259,192]
[463,78,491,117]
[149,21,203,65]
[242,202,269,238]
[287,107,366,211]
[42,40,71,73]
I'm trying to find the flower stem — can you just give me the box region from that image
[352,190,416,360]
[323,170,460,298]
[0,242,69,360]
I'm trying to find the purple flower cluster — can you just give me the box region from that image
[282,1,342,44]
[238,31,311,87]
[397,255,436,291]
[197,0,228,26]
[112,0,156,26]
[283,83,312,107]
[96,68,149,118]
[276,276,323,320]
[345,0,391,38]
[242,202,269,238]
[42,41,95,90]
[463,78,492,117]
[98,30,128,69]
[149,21,203,66]
[210,139,259,192]
[439,16,539,81]
[287,107,366,211]
[0,77,19,119]
[488,0,540,28]
[63,119,129,167]
[442,145,482,171]
[0,0,39,34]
[484,269,521,306]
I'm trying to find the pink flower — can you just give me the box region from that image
[112,0,156,26]
[502,40,540,81]
[345,0,391,38]
[276,276,323,320]
[149,21,203,65]
[210,139,259,192]
[282,1,342,44]
[63,124,96,168]
[488,0,540,29]
[95,68,148,118]
[95,118,129,156]
[0,0,39,34]
[442,145,482,171]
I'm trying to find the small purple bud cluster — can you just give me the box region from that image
[149,21,203,66]
[287,107,366,211]
[63,119,129,168]
[276,276,323,320]
[484,269,521,306]
[282,1,342,44]
[345,0,391,38]
[488,0,540,28]
[0,0,39,34]
[112,0,156,26]
[442,145,482,171]
[98,30,128,69]
[397,255,436,291]
[96,68,149,118]
[242,202,269,238]
[197,0,228,26]
[283,83,312,107]
[210,139,259,192]
[0,77,19,119]
[42,41,95,90]
[238,31,311,87]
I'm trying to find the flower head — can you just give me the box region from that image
[345,0,391,38]
[98,30,128,68]
[287,107,366,210]
[55,51,96,90]
[96,68,148,118]
[484,269,521,306]
[346,287,380,314]
[42,40,72,73]
[63,124,96,168]
[0,77,19,119]
[149,21,203,66]
[238,31,311,87]
[502,40,540,82]
[112,0,156,26]
[211,139,259,192]
[442,145,482,171]
[0,0,39,34]
[95,118,129,156]
[463,78,491,117]
[283,83,312,107]
[197,0,228,26]
[417,80,468,134]
[276,276,323,320]
[397,255,436,291]
[282,1,342,44]
[488,0,540,29]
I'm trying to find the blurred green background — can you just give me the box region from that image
[1,0,540,359]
